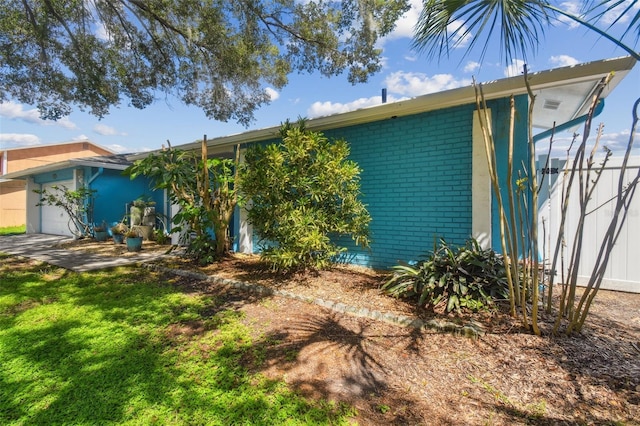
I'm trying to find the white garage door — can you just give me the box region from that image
[41,180,74,236]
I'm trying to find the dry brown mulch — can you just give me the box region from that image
[62,240,640,425]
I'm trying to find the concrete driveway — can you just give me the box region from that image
[0,233,159,272]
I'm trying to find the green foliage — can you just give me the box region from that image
[125,141,239,263]
[153,228,169,245]
[1,0,409,122]
[0,258,356,425]
[185,234,218,266]
[412,0,639,65]
[0,225,26,236]
[383,239,509,313]
[240,120,371,271]
[33,185,96,237]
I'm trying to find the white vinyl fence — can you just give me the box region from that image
[537,155,640,293]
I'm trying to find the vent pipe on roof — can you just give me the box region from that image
[382,88,387,104]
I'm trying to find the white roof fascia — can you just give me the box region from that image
[129,55,638,159]
[0,158,130,180]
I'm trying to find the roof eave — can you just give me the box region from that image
[0,158,131,180]
[131,55,637,158]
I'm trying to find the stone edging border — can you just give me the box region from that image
[143,263,485,339]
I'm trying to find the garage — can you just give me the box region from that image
[40,180,74,237]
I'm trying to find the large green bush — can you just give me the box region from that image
[240,121,371,271]
[383,239,509,312]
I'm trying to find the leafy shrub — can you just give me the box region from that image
[185,234,218,266]
[240,120,371,271]
[382,239,508,312]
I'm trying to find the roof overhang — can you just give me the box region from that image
[0,156,131,180]
[130,55,634,159]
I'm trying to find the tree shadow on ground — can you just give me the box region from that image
[241,310,441,424]
[1,259,354,425]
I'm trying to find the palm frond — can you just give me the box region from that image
[583,0,640,42]
[412,0,552,64]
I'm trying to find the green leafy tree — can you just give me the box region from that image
[412,0,639,63]
[240,121,371,271]
[1,0,409,122]
[125,138,239,264]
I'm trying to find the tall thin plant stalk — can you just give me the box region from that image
[569,97,640,333]
[473,82,517,317]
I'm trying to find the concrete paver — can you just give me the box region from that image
[0,233,162,272]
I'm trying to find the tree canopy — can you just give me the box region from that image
[0,0,409,123]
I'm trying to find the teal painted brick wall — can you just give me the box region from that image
[239,95,530,269]
[324,103,476,268]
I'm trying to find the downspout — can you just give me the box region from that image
[533,99,605,143]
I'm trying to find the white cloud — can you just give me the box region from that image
[306,70,472,118]
[558,2,583,29]
[384,71,472,96]
[0,133,41,147]
[549,55,580,67]
[93,123,126,136]
[535,129,640,158]
[598,0,638,25]
[265,87,280,101]
[404,53,418,62]
[386,0,422,40]
[307,96,385,118]
[504,59,526,77]
[384,1,472,50]
[72,134,90,141]
[447,20,472,48]
[106,144,129,154]
[599,129,640,152]
[95,22,109,40]
[0,101,77,129]
[464,61,480,73]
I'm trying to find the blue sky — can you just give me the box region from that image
[1,0,639,157]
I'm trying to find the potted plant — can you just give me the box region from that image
[93,221,108,242]
[111,222,128,244]
[130,196,156,240]
[125,228,143,252]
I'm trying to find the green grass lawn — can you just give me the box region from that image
[0,225,26,236]
[0,255,356,425]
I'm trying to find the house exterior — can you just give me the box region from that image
[5,57,636,279]
[163,56,635,270]
[1,155,163,237]
[0,140,114,227]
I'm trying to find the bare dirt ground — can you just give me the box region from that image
[59,239,640,425]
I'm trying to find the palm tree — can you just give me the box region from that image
[412,0,640,64]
